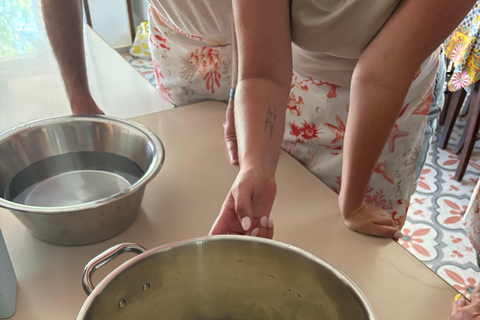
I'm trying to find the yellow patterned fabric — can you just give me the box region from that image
[129,22,151,59]
[444,2,480,91]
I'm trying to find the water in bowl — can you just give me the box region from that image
[4,151,145,207]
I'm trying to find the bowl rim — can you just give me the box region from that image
[0,115,165,214]
[77,236,377,320]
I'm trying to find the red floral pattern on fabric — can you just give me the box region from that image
[450,70,470,90]
[451,43,465,61]
[289,121,322,143]
[392,211,407,228]
[153,59,172,102]
[291,74,310,92]
[331,175,342,194]
[282,141,301,158]
[364,187,394,211]
[413,92,433,115]
[287,92,305,116]
[397,103,409,118]
[325,115,345,144]
[374,162,395,184]
[150,27,170,51]
[387,124,409,153]
[188,47,222,94]
[304,76,339,99]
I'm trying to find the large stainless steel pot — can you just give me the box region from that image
[0,116,164,246]
[77,236,377,319]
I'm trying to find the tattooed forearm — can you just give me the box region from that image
[265,100,276,138]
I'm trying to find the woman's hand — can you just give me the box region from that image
[70,90,104,115]
[451,294,480,320]
[339,196,402,239]
[224,99,238,165]
[210,166,275,238]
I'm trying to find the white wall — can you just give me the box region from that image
[132,0,148,29]
[85,0,133,48]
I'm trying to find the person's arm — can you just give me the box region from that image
[224,16,239,165]
[233,0,291,175]
[41,0,103,115]
[210,0,291,238]
[339,0,476,237]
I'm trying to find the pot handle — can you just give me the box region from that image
[81,243,147,295]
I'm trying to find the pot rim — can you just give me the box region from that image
[77,235,377,320]
[0,115,165,214]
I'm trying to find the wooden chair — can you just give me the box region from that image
[438,58,470,149]
[439,59,455,126]
[453,81,480,181]
[436,55,480,181]
[438,88,468,149]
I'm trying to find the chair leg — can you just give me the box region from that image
[439,91,452,126]
[440,58,454,126]
[453,83,480,154]
[452,127,467,155]
[438,88,467,149]
[454,89,480,181]
[460,98,471,117]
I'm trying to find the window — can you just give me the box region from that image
[0,0,40,58]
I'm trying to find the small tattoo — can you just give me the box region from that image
[265,100,276,138]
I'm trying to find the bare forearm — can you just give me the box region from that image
[230,17,237,91]
[340,73,412,213]
[340,0,476,215]
[235,79,289,177]
[232,0,291,176]
[41,0,89,100]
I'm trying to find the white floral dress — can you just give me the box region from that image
[147,3,232,107]
[282,50,440,228]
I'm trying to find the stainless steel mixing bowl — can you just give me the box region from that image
[77,236,377,319]
[0,115,164,246]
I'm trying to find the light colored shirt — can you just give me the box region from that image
[147,0,231,41]
[291,0,401,86]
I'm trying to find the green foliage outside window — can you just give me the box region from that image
[0,0,38,58]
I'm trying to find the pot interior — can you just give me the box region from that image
[81,238,374,320]
[0,117,156,207]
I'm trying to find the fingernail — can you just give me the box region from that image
[455,294,462,301]
[251,228,259,237]
[268,218,274,229]
[260,216,268,228]
[394,231,403,241]
[241,217,251,231]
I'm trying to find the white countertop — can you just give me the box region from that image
[0,101,459,320]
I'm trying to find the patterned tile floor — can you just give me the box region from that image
[401,119,480,297]
[123,54,480,296]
